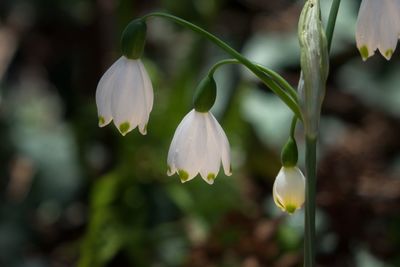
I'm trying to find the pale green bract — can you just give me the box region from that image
[298,0,329,138]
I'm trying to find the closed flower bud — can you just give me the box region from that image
[298,0,329,138]
[273,166,306,214]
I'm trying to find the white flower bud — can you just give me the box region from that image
[273,166,306,214]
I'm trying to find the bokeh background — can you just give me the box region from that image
[0,0,400,266]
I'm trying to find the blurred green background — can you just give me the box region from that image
[0,0,400,266]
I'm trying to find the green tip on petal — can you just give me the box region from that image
[98,116,105,126]
[385,49,393,59]
[119,122,130,136]
[359,45,369,61]
[207,173,215,182]
[285,204,297,215]
[178,170,189,182]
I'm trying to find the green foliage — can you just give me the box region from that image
[79,173,149,267]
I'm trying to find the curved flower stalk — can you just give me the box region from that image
[356,0,400,60]
[167,109,231,184]
[273,166,306,214]
[95,56,153,136]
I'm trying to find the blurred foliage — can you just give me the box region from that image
[0,0,400,267]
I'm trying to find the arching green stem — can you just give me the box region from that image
[208,59,298,102]
[142,12,302,121]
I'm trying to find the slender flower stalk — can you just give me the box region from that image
[95,56,153,136]
[167,109,231,184]
[208,59,298,102]
[142,12,303,121]
[298,0,333,266]
[356,0,400,60]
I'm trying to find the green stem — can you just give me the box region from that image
[208,59,238,76]
[208,59,298,102]
[290,116,297,138]
[303,1,341,267]
[142,12,302,121]
[304,136,317,267]
[326,0,342,52]
[258,65,298,102]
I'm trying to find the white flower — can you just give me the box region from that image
[273,166,306,214]
[95,56,153,136]
[356,0,400,60]
[167,109,232,184]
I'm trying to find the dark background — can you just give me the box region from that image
[0,0,399,266]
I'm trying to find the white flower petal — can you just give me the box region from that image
[167,110,195,175]
[175,111,207,181]
[111,58,146,136]
[378,0,400,59]
[356,0,400,60]
[199,113,221,184]
[95,57,123,127]
[137,60,154,134]
[273,178,286,211]
[167,110,207,182]
[138,60,154,114]
[210,113,231,176]
[356,0,381,60]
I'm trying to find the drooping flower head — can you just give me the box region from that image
[167,76,231,184]
[95,56,153,135]
[272,133,305,214]
[167,109,231,184]
[356,0,400,60]
[95,19,154,135]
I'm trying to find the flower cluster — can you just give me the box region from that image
[95,20,231,185]
[94,14,310,216]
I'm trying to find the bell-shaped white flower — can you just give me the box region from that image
[167,109,231,184]
[356,0,400,60]
[273,166,306,214]
[95,56,153,136]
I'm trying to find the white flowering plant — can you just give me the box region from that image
[92,0,400,266]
